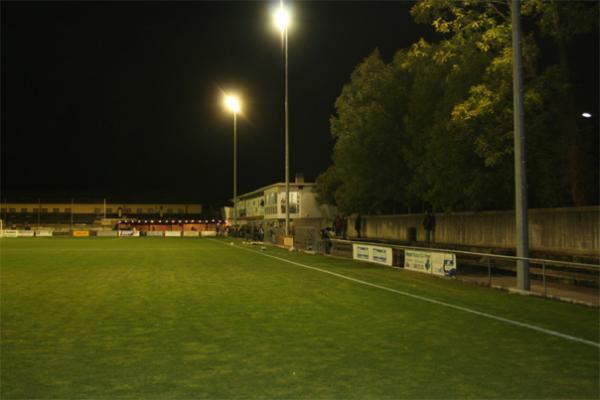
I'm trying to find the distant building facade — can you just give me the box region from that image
[226,176,332,228]
[1,202,202,226]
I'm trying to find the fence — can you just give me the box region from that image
[345,207,599,256]
[327,238,599,306]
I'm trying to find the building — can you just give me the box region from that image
[1,202,202,226]
[229,176,334,228]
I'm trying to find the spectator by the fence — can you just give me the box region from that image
[423,210,436,243]
[355,214,363,238]
[334,215,342,236]
[321,227,333,254]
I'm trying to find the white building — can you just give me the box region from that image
[227,177,334,227]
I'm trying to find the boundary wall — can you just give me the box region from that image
[346,206,599,256]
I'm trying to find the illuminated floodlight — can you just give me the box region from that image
[274,3,290,32]
[224,95,241,113]
[582,112,592,118]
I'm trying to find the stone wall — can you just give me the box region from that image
[344,206,599,256]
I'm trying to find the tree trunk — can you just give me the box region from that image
[557,35,589,206]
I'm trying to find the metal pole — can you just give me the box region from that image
[487,258,492,286]
[70,198,74,231]
[284,26,290,236]
[37,198,41,228]
[512,0,530,291]
[103,198,106,219]
[542,262,547,296]
[233,112,237,227]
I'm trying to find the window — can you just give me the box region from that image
[20,208,28,213]
[124,208,132,213]
[136,208,143,214]
[65,208,71,213]
[41,208,48,213]
[94,208,101,214]
[166,208,173,213]
[178,208,184,213]
[0,208,5,214]
[289,192,299,214]
[9,208,16,213]
[147,208,154,214]
[106,208,112,214]
[53,208,60,213]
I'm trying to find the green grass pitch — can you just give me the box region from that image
[1,237,598,399]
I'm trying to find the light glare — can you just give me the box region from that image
[274,5,290,32]
[582,112,592,118]
[225,95,241,113]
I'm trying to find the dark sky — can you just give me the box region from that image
[2,1,597,206]
[2,0,433,205]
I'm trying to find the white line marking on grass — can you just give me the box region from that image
[216,240,600,349]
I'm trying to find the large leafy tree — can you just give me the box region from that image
[317,0,598,213]
[325,49,412,213]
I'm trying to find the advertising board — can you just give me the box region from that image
[96,231,118,237]
[404,250,456,276]
[146,231,164,237]
[72,230,90,237]
[183,231,200,237]
[17,231,35,237]
[35,230,53,237]
[201,230,217,237]
[352,244,393,266]
[164,231,181,237]
[118,230,140,237]
[2,230,18,237]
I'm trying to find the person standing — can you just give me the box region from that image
[354,214,363,239]
[334,215,342,236]
[423,210,436,243]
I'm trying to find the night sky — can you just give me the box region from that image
[2,1,435,205]
[2,2,597,207]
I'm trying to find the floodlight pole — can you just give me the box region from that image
[512,0,530,290]
[233,112,238,227]
[284,25,290,236]
[70,198,74,231]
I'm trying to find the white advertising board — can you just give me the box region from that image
[118,230,140,237]
[35,230,53,237]
[146,231,164,237]
[201,230,217,237]
[164,231,182,237]
[97,231,118,237]
[352,244,393,266]
[404,250,456,276]
[183,231,200,237]
[2,230,19,238]
[17,231,35,237]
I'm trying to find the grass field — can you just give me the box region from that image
[1,237,598,399]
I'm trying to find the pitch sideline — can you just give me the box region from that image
[213,239,600,349]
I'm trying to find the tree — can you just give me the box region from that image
[316,0,598,214]
[328,49,411,213]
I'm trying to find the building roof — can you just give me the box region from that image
[237,182,315,200]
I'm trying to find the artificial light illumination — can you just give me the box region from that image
[224,95,241,113]
[274,4,290,32]
[582,112,592,118]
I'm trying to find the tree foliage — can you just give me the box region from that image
[316,0,598,213]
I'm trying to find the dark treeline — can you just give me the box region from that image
[316,0,598,214]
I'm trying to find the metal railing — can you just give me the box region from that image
[321,238,600,306]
